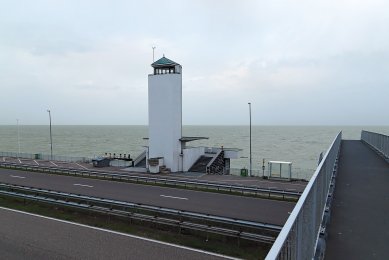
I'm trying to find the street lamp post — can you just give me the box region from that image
[248,102,252,177]
[16,119,21,156]
[47,109,53,160]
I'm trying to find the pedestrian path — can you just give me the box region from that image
[325,140,389,259]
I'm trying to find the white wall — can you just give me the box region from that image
[224,150,239,159]
[183,147,205,172]
[148,72,182,172]
[110,160,131,167]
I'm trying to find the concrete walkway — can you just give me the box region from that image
[325,140,389,259]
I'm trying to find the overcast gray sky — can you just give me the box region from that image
[1,0,388,125]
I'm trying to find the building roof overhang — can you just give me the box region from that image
[180,136,209,143]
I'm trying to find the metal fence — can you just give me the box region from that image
[265,132,342,260]
[229,167,310,181]
[0,151,90,163]
[230,168,262,177]
[361,130,389,160]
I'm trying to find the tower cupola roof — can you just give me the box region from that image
[151,56,180,67]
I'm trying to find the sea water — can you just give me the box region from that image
[0,125,388,180]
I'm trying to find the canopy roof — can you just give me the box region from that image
[179,136,209,143]
[143,136,208,143]
[151,56,180,67]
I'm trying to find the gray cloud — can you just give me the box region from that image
[0,0,388,125]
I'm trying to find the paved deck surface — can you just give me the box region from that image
[325,140,389,260]
[0,168,294,226]
[0,207,231,260]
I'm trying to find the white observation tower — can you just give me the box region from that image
[144,56,238,174]
[148,56,182,172]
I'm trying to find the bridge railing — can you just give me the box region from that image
[265,132,342,260]
[361,130,389,160]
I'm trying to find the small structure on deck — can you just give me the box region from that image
[92,157,111,168]
[267,161,292,180]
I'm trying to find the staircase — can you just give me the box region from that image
[206,150,225,175]
[135,157,146,167]
[133,150,146,167]
[189,156,213,172]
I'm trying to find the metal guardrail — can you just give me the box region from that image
[361,130,389,160]
[265,132,342,260]
[0,182,280,243]
[0,151,89,163]
[0,161,302,199]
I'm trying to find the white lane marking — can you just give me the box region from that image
[50,161,58,167]
[75,163,88,170]
[160,195,188,200]
[34,160,39,165]
[73,183,94,188]
[0,206,238,260]
[268,187,278,189]
[10,175,26,179]
[18,158,22,164]
[286,188,296,191]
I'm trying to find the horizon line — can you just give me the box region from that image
[0,124,388,127]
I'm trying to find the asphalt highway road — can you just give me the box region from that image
[0,168,295,225]
[0,207,232,260]
[1,157,307,191]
